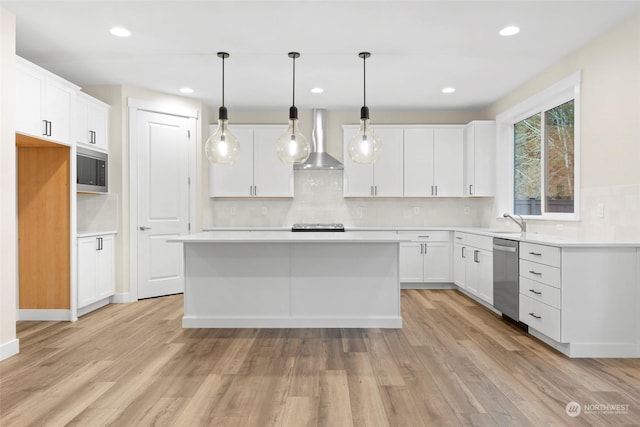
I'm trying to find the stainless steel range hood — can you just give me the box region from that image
[294,109,343,170]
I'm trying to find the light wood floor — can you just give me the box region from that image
[1,290,639,426]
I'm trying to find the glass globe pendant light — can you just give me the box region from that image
[348,52,382,163]
[205,52,240,164]
[276,52,311,164]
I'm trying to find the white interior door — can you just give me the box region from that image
[137,110,191,299]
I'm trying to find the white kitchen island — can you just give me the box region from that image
[169,231,409,328]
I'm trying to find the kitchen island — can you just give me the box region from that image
[169,231,409,328]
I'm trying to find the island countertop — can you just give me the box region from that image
[169,230,411,244]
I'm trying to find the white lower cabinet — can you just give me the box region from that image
[399,231,451,285]
[452,232,493,304]
[77,234,115,314]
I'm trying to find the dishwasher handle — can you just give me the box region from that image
[493,244,518,253]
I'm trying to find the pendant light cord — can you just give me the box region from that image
[292,54,296,107]
[221,54,225,107]
[363,54,366,107]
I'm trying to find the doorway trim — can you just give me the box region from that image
[128,98,198,302]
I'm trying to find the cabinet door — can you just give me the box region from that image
[453,243,467,288]
[77,237,98,308]
[476,249,493,304]
[16,64,45,137]
[399,242,424,283]
[44,79,74,143]
[423,241,451,282]
[372,128,404,197]
[253,126,293,197]
[403,128,434,197]
[465,249,480,296]
[433,128,463,197]
[465,122,495,196]
[75,96,91,145]
[209,126,254,197]
[90,104,109,151]
[95,235,115,300]
[343,127,374,197]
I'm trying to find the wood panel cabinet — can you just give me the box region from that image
[77,234,115,313]
[404,127,464,197]
[76,92,109,151]
[16,56,78,145]
[343,126,404,197]
[464,121,495,196]
[209,125,293,197]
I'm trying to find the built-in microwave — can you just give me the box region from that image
[77,147,108,193]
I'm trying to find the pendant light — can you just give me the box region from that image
[348,52,382,163]
[205,52,240,164]
[276,52,311,164]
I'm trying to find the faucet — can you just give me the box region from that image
[503,213,527,232]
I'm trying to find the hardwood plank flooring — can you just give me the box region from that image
[2,289,639,426]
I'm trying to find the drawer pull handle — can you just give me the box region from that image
[529,252,542,256]
[529,289,542,295]
[529,312,542,319]
[455,236,462,240]
[529,270,542,276]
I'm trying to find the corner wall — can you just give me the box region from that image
[483,13,640,239]
[0,7,19,360]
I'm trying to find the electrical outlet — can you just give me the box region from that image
[414,207,420,215]
[230,207,236,216]
[261,206,268,215]
[355,207,363,218]
[464,206,470,215]
[597,203,605,218]
[556,223,564,231]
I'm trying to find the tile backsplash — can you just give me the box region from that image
[205,170,494,228]
[77,193,119,233]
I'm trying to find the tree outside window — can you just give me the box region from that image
[514,100,575,216]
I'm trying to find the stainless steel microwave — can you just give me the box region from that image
[77,147,108,193]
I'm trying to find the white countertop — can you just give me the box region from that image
[169,231,410,243]
[201,227,640,248]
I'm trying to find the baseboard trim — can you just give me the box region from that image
[182,316,403,329]
[17,309,71,321]
[0,339,20,361]
[110,293,131,303]
[401,282,456,290]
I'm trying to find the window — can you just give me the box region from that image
[514,100,575,215]
[497,71,580,220]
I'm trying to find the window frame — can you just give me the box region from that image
[495,71,581,221]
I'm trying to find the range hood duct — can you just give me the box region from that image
[294,109,343,170]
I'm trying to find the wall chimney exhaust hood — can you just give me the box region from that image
[294,109,343,170]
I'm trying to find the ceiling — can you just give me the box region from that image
[4,1,640,112]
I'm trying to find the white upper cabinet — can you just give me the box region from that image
[404,126,464,197]
[76,92,110,152]
[343,126,404,197]
[209,125,293,197]
[464,121,496,197]
[15,56,78,145]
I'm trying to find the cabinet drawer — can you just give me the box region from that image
[520,259,561,288]
[519,294,561,342]
[520,242,560,267]
[453,232,466,244]
[465,233,492,251]
[398,230,450,241]
[519,276,561,309]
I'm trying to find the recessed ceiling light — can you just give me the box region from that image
[179,87,194,94]
[442,87,456,94]
[109,27,131,38]
[499,26,520,36]
[311,87,324,94]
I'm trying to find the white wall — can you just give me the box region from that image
[484,12,640,239]
[0,7,19,360]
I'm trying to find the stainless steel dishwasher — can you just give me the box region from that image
[493,238,520,321]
